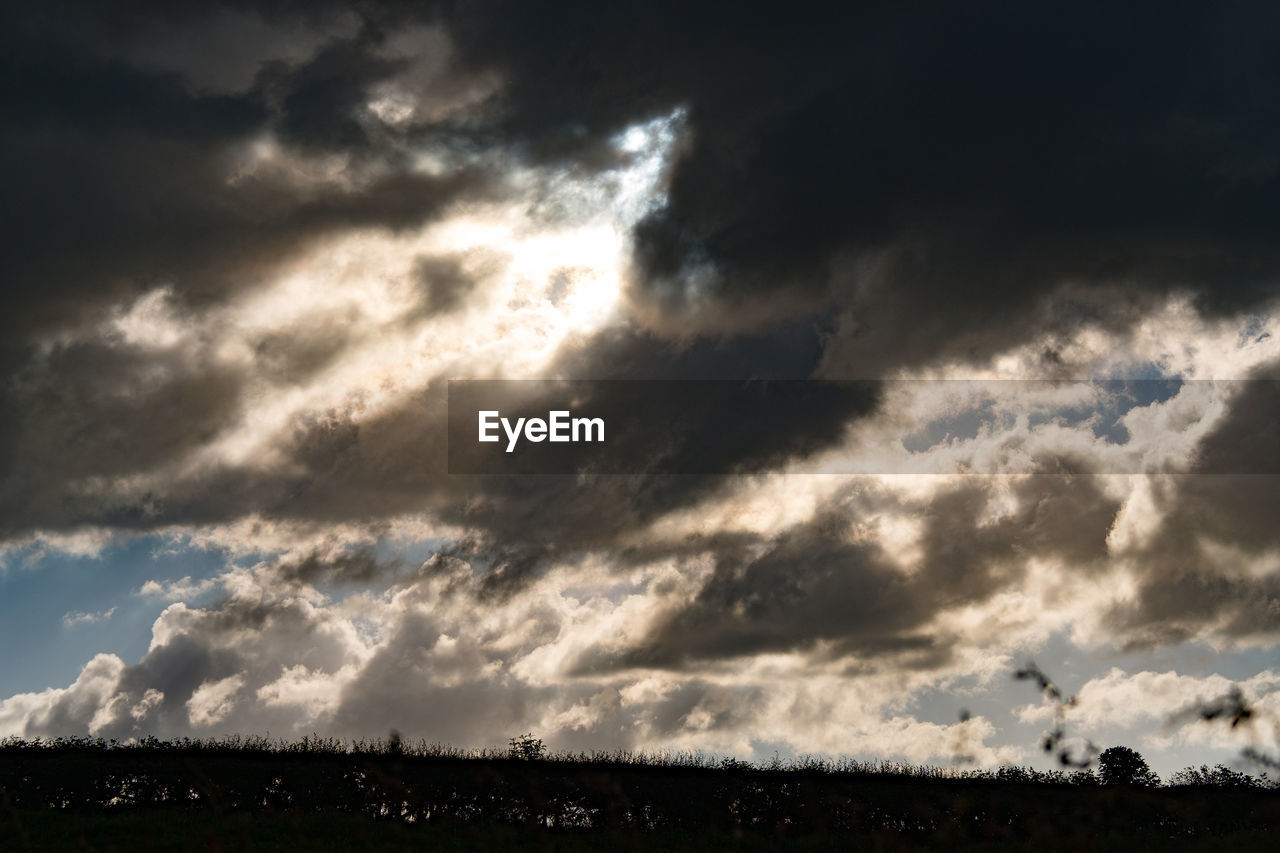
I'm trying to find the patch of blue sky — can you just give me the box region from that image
[0,535,227,696]
[1095,360,1185,381]
[901,377,1187,454]
[1238,312,1273,347]
[1025,379,1183,445]
[901,399,1003,454]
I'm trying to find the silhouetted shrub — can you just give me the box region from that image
[508,733,546,761]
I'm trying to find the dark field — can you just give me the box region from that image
[2,737,1276,851]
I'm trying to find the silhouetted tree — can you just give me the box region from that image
[1097,746,1159,787]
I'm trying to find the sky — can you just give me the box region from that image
[1,1,1278,777]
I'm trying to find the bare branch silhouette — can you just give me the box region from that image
[1014,662,1097,769]
[1166,684,1280,773]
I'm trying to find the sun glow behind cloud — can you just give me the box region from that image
[79,111,686,477]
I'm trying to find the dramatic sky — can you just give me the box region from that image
[2,1,1278,776]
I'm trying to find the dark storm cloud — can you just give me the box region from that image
[1,122,489,351]
[582,469,1122,672]
[0,0,489,360]
[7,0,1280,362]
[1106,567,1280,648]
[109,635,245,733]
[0,341,248,539]
[20,0,1277,361]
[7,0,1277,519]
[260,32,406,153]
[548,320,832,380]
[250,321,359,385]
[1191,372,1280,481]
[0,322,875,588]
[408,323,859,591]
[0,1,498,543]
[303,354,878,591]
[1106,363,1280,645]
[442,0,1280,363]
[411,254,478,315]
[273,546,401,587]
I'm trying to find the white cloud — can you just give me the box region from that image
[1017,667,1280,753]
[62,607,118,628]
[131,689,164,722]
[257,664,359,723]
[187,674,247,728]
[0,654,125,738]
[139,576,220,602]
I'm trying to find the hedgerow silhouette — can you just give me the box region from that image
[0,729,1274,849]
[1,662,1275,848]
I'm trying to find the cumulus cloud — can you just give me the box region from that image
[0,654,125,738]
[0,548,1013,766]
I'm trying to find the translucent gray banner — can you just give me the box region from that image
[446,379,1278,475]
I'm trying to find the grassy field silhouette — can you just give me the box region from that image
[2,734,1276,851]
